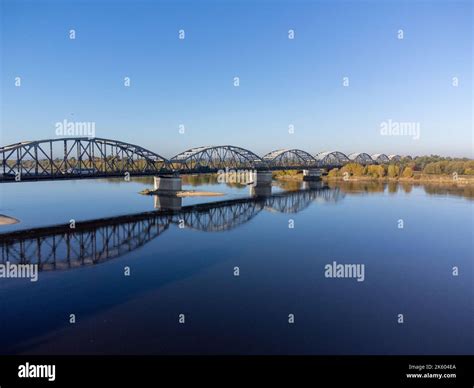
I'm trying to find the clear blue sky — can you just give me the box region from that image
[1,0,472,158]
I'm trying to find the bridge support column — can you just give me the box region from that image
[303,169,322,181]
[250,171,273,186]
[154,175,182,193]
[249,171,272,197]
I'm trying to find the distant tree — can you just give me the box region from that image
[376,165,385,177]
[423,162,445,174]
[444,161,465,175]
[341,163,365,176]
[387,164,400,178]
[402,166,414,178]
[465,168,474,175]
[366,165,385,178]
[464,161,474,175]
[327,168,339,177]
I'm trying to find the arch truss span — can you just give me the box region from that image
[371,153,390,164]
[388,154,402,162]
[169,145,266,173]
[262,149,317,169]
[347,152,374,165]
[314,151,350,168]
[0,137,170,181]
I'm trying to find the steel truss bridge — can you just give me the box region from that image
[0,187,343,271]
[0,137,410,181]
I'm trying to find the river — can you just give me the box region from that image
[0,177,472,354]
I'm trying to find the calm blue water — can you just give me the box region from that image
[0,178,472,354]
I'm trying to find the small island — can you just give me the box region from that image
[140,188,225,197]
[0,215,20,225]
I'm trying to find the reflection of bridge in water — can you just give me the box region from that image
[0,185,344,271]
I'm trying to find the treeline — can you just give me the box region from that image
[328,163,409,178]
[328,156,474,179]
[407,155,473,172]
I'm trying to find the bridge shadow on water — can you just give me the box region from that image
[0,183,344,272]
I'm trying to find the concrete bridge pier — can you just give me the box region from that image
[154,175,182,192]
[153,175,183,210]
[249,171,272,197]
[303,168,322,181]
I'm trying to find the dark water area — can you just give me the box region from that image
[0,177,472,355]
